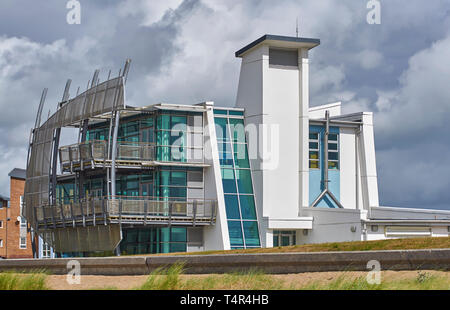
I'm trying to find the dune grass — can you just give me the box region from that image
[0,271,49,290]
[135,263,284,290]
[1,267,446,290]
[300,271,450,290]
[133,263,450,290]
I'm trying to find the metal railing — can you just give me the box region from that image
[60,140,155,166]
[59,140,204,171]
[35,196,217,228]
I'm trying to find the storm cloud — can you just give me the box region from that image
[0,0,449,210]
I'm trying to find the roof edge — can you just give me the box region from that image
[235,34,320,58]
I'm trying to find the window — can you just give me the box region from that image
[119,227,187,255]
[216,115,260,249]
[20,237,27,249]
[156,112,204,163]
[269,48,298,67]
[309,132,320,169]
[19,196,27,228]
[0,220,3,228]
[328,133,339,170]
[273,231,296,247]
[41,233,52,258]
[0,239,3,247]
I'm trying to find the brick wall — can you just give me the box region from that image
[3,177,34,259]
[0,199,7,258]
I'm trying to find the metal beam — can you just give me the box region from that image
[310,110,344,208]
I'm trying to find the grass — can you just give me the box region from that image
[135,263,285,290]
[148,236,450,257]
[301,271,450,290]
[133,263,450,290]
[0,271,49,290]
[0,267,447,290]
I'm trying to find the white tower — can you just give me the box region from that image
[235,35,320,245]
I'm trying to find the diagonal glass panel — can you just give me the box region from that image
[228,221,244,247]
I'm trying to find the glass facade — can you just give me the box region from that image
[309,125,341,208]
[57,167,203,203]
[215,114,260,249]
[120,227,187,255]
[86,110,203,163]
[156,112,203,163]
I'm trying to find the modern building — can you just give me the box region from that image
[23,34,450,257]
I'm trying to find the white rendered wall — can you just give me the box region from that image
[365,226,387,241]
[370,206,450,220]
[432,226,450,237]
[309,102,341,119]
[298,49,310,211]
[297,208,362,244]
[264,62,300,218]
[339,127,357,209]
[202,103,231,251]
[236,45,312,223]
[365,225,449,240]
[358,112,379,211]
[236,48,266,225]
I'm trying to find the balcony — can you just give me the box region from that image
[35,196,217,229]
[59,140,206,172]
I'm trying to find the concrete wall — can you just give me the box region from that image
[1,249,449,275]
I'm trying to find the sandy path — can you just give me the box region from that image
[45,270,449,290]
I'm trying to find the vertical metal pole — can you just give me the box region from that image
[144,200,148,226]
[42,206,48,230]
[30,228,37,259]
[193,200,197,227]
[60,203,66,228]
[111,110,120,199]
[168,202,173,228]
[92,198,96,227]
[51,80,71,206]
[324,110,329,191]
[70,202,75,228]
[80,200,85,227]
[355,128,360,210]
[101,197,107,225]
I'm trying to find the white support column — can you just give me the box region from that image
[298,48,310,213]
[202,102,231,251]
[357,113,379,212]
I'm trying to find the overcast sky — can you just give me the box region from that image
[0,0,449,210]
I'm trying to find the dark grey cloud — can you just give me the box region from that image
[0,0,449,212]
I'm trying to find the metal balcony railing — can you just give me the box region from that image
[35,196,217,228]
[59,140,204,171]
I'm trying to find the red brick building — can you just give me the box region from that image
[0,194,9,258]
[0,168,34,259]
